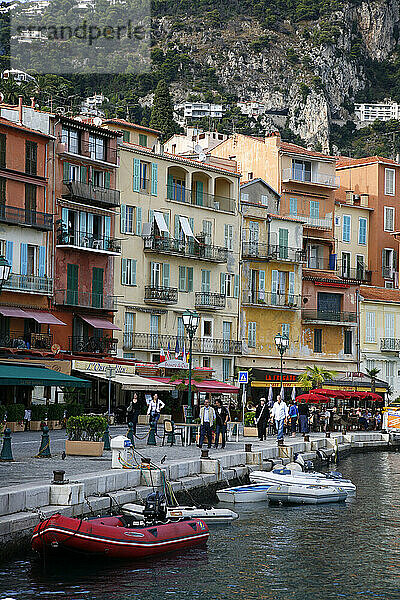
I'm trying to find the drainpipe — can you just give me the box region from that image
[18,96,23,123]
[266,214,272,257]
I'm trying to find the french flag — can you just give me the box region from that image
[166,342,171,361]
[159,347,166,362]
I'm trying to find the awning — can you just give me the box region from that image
[75,370,174,391]
[0,364,91,387]
[150,377,239,394]
[179,216,197,239]
[79,316,121,330]
[0,307,28,318]
[154,211,170,235]
[22,311,67,326]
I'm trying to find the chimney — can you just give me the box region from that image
[345,190,354,203]
[360,193,369,207]
[30,97,35,109]
[18,95,23,124]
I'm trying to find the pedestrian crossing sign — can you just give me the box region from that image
[238,371,248,384]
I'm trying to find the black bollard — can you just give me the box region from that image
[147,421,157,446]
[103,425,111,451]
[36,425,51,458]
[0,428,13,461]
[127,422,135,447]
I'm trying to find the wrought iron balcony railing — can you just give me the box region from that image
[242,241,305,262]
[242,290,301,308]
[339,267,372,283]
[3,273,53,294]
[302,309,357,323]
[381,338,400,352]
[69,336,118,354]
[144,286,178,304]
[54,289,117,311]
[123,332,242,355]
[167,184,235,214]
[382,267,396,279]
[282,167,339,188]
[0,331,53,350]
[304,257,337,271]
[195,292,226,309]
[59,139,118,165]
[0,205,53,230]
[144,236,228,262]
[63,180,120,207]
[57,230,121,253]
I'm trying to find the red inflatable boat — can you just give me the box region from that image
[32,513,209,560]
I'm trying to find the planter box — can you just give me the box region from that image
[244,426,258,437]
[49,420,63,430]
[6,422,25,432]
[30,421,44,431]
[65,440,104,457]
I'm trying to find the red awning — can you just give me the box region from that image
[22,311,67,326]
[150,377,239,394]
[79,316,121,330]
[0,307,28,317]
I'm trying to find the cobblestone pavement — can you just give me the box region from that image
[0,425,323,489]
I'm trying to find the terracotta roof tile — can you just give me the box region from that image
[336,156,399,168]
[103,119,161,135]
[360,285,400,302]
[279,141,334,160]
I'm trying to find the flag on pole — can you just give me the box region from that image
[291,386,296,403]
[268,385,273,407]
[174,338,180,359]
[166,342,171,361]
[159,347,166,362]
[182,341,187,362]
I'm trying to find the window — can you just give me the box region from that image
[366,311,376,343]
[0,177,6,206]
[66,263,79,304]
[121,258,137,286]
[382,248,395,278]
[92,267,104,308]
[278,228,288,259]
[61,128,80,154]
[385,360,395,386]
[260,194,268,207]
[241,192,249,202]
[342,215,351,242]
[385,312,395,339]
[248,322,256,347]
[201,269,211,292]
[139,134,148,147]
[25,184,37,223]
[292,160,311,182]
[140,161,149,189]
[310,200,319,219]
[358,217,367,245]
[289,197,297,215]
[178,266,193,292]
[121,205,142,235]
[0,133,6,168]
[341,252,351,278]
[202,220,212,245]
[89,134,105,161]
[385,168,395,195]
[282,323,290,338]
[123,130,130,143]
[222,358,231,381]
[203,357,211,368]
[344,330,352,355]
[314,329,322,353]
[384,207,395,232]
[224,224,233,250]
[203,319,212,336]
[25,141,37,175]
[385,281,394,289]
[366,359,375,372]
[248,172,253,180]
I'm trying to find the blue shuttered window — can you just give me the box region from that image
[151,163,158,196]
[133,158,140,192]
[20,243,28,276]
[5,241,13,272]
[38,246,46,277]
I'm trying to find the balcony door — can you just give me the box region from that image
[150,314,159,350]
[317,292,341,317]
[356,255,365,280]
[248,221,259,256]
[25,183,37,225]
[92,267,104,308]
[341,252,351,278]
[67,263,79,305]
[308,245,320,269]
[222,321,231,353]
[201,318,213,353]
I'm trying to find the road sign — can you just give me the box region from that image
[238,371,248,384]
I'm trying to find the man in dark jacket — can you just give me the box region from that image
[214,399,229,449]
[298,402,309,434]
[255,397,270,441]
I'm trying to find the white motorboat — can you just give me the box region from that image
[267,483,348,505]
[250,468,356,494]
[217,484,272,504]
[122,503,238,524]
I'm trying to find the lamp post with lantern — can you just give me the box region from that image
[274,333,289,396]
[182,309,199,424]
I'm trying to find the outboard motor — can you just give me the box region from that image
[316,448,331,464]
[293,453,314,473]
[143,492,167,523]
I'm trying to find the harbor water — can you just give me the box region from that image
[0,452,399,600]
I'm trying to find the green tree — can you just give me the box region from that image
[149,79,178,142]
[298,365,337,390]
[366,367,380,394]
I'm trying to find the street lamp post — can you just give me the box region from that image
[182,309,200,424]
[106,365,116,424]
[274,333,289,395]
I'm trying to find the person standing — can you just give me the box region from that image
[255,397,269,441]
[288,401,299,437]
[272,395,289,444]
[298,402,310,434]
[127,392,141,434]
[147,393,165,434]
[199,398,216,449]
[214,399,229,449]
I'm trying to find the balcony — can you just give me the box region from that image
[144,236,228,263]
[57,230,121,254]
[382,267,396,280]
[0,331,53,350]
[54,289,117,311]
[0,205,53,230]
[242,242,305,262]
[123,332,242,355]
[3,274,53,295]
[279,197,333,229]
[195,292,226,310]
[242,290,301,309]
[381,338,400,352]
[59,139,118,165]
[304,257,337,271]
[69,336,118,354]
[339,267,372,283]
[302,309,357,325]
[167,185,235,214]
[144,286,178,304]
[282,168,339,188]
[62,180,120,208]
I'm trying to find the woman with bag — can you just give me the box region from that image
[255,397,269,441]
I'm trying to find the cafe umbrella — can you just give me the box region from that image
[296,392,329,404]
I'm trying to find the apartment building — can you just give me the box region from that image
[165,128,228,156]
[105,121,241,382]
[336,156,400,289]
[355,101,400,123]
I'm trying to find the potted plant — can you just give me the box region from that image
[48,404,65,430]
[66,415,107,456]
[6,403,25,432]
[243,411,258,437]
[30,404,47,431]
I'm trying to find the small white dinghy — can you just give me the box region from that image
[250,468,357,494]
[267,483,348,505]
[122,503,238,524]
[217,484,272,504]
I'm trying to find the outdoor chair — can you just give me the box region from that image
[162,419,184,446]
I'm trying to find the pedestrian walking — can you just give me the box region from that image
[255,397,269,441]
[198,398,216,449]
[288,401,299,437]
[126,392,141,434]
[271,395,289,444]
[147,393,165,435]
[298,402,309,433]
[214,399,229,449]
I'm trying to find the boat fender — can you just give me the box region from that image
[263,459,274,472]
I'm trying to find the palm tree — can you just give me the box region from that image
[298,365,337,390]
[366,367,380,394]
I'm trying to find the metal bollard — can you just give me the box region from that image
[201,448,209,459]
[103,424,111,451]
[127,422,135,447]
[303,434,310,442]
[0,428,13,461]
[37,425,51,458]
[147,421,157,446]
[245,443,252,452]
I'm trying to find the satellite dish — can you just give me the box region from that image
[93,116,102,126]
[199,152,207,162]
[194,144,203,153]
